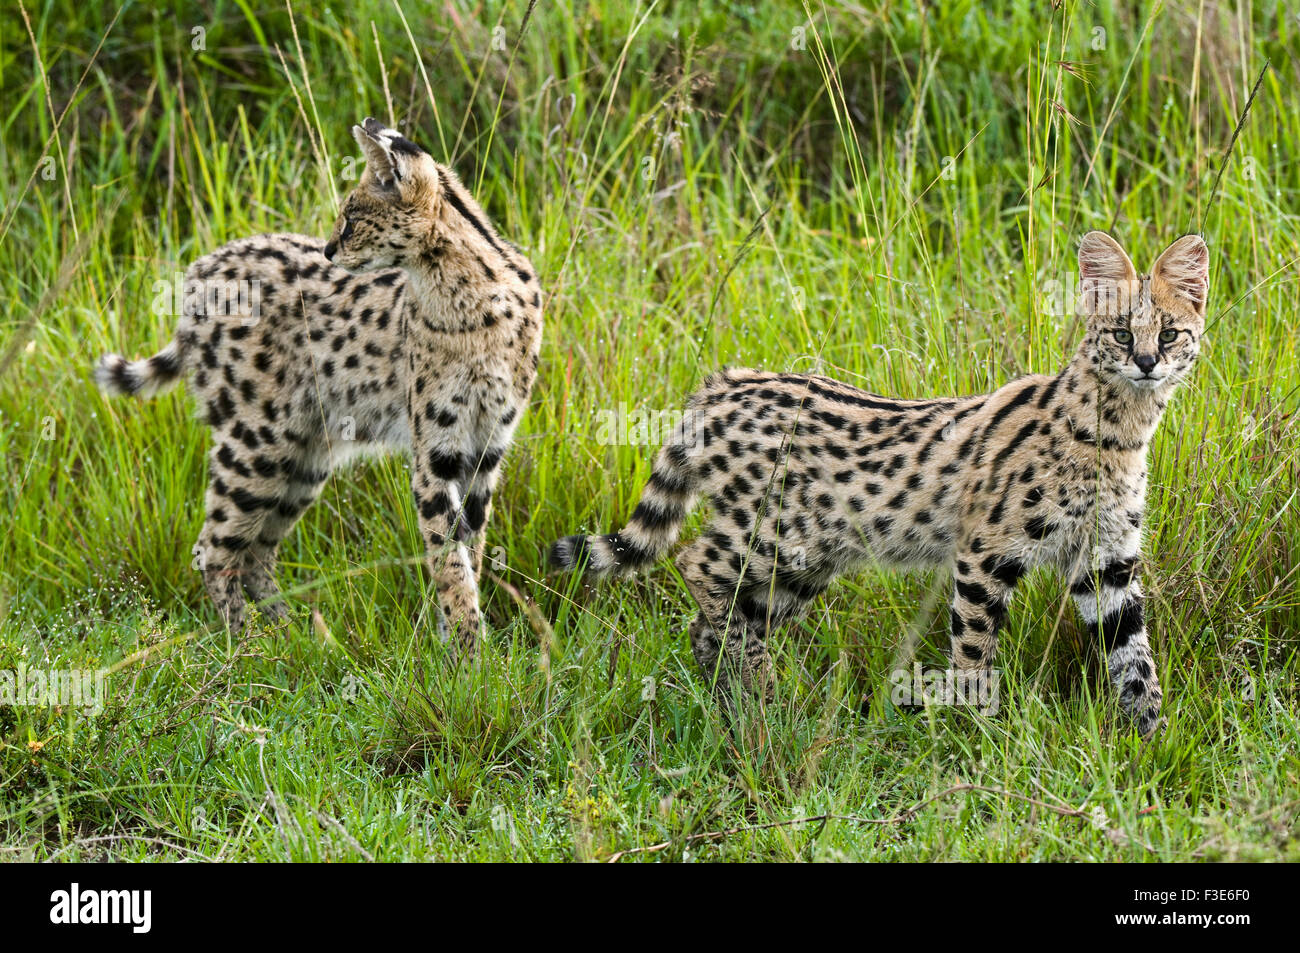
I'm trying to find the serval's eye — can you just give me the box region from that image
[1159,328,1178,344]
[339,217,355,243]
[1113,329,1133,345]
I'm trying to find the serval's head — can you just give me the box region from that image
[1077,231,1210,392]
[324,118,441,273]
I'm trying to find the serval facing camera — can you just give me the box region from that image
[97,119,542,650]
[551,232,1208,736]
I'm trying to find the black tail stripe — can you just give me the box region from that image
[607,532,656,564]
[628,500,678,533]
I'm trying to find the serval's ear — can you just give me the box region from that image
[1152,234,1209,315]
[351,118,434,194]
[1078,230,1138,319]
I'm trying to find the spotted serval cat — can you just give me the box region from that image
[551,232,1208,735]
[97,119,542,648]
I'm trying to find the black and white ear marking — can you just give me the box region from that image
[352,121,399,187]
[352,117,429,189]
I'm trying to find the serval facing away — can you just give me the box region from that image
[97,118,542,649]
[551,232,1209,736]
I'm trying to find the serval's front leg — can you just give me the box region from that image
[1071,555,1163,737]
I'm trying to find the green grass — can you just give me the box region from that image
[1,0,1297,861]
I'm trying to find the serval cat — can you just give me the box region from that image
[97,118,542,649]
[551,232,1208,736]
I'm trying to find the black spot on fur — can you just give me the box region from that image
[427,449,465,481]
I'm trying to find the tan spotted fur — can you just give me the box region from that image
[97,119,542,648]
[551,232,1209,735]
